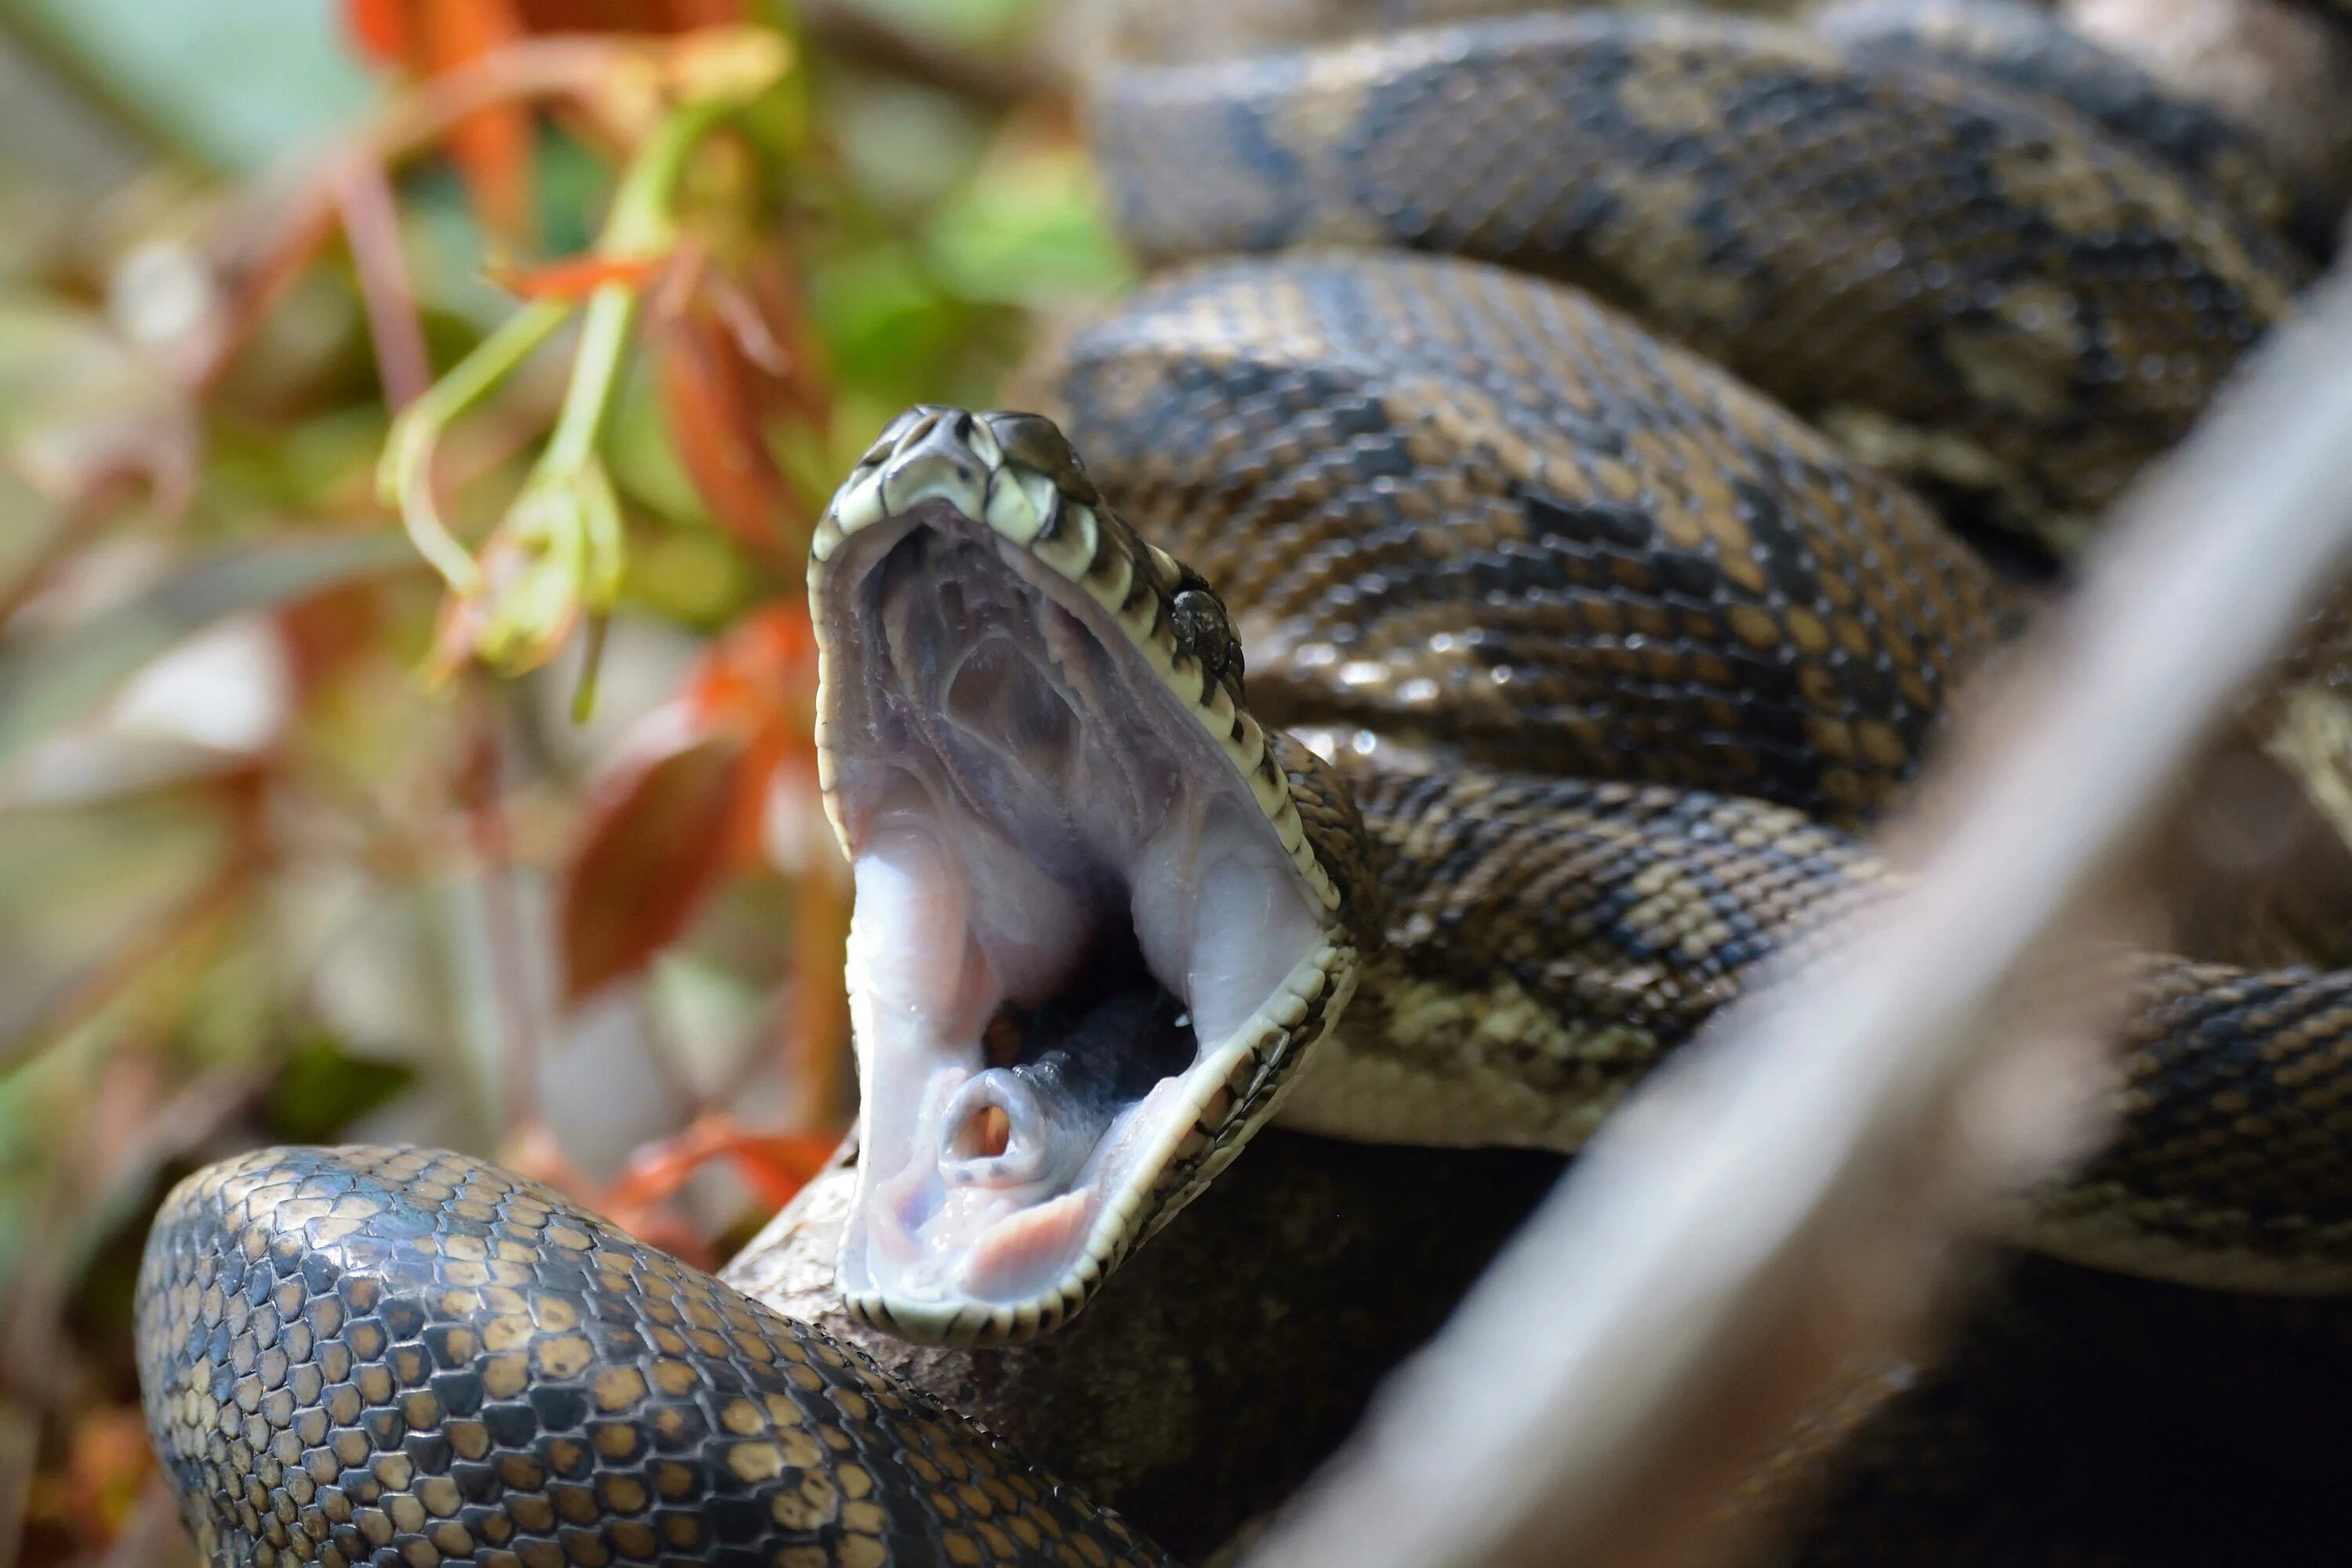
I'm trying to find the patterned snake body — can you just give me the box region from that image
[140,3,2352,1563]
[139,1148,1169,1567]
[1813,0,2332,254]
[1029,250,2011,819]
[1094,7,2310,546]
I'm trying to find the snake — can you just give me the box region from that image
[136,2,2352,1563]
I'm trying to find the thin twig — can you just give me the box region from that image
[330,158,434,410]
[0,1402,33,1568]
[1247,262,2352,1568]
[459,685,544,1138]
[2,819,260,1073]
[183,32,746,391]
[0,476,143,632]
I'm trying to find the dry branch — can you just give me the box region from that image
[173,31,774,391]
[1242,265,2352,1568]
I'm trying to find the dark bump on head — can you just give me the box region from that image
[1169,582,1244,696]
[984,409,1103,504]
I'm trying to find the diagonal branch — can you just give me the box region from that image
[1245,261,2352,1568]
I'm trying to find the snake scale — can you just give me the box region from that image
[139,2,2352,1563]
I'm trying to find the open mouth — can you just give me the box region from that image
[809,408,1346,1345]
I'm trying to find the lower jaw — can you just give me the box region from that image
[839,937,1358,1345]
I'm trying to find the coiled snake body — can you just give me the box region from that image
[140,3,2352,1563]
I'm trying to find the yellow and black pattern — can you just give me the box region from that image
[136,1146,1170,1568]
[1091,8,2310,544]
[1037,252,2012,819]
[2022,956,2352,1290]
[1281,764,2352,1287]
[1809,0,2330,257]
[1279,765,1892,1149]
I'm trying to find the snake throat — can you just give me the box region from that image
[810,407,1356,1346]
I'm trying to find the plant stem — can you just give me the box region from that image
[535,96,735,478]
[381,299,575,593]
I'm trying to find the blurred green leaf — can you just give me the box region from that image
[808,240,982,412]
[606,355,711,529]
[5,0,375,172]
[0,532,416,775]
[209,405,394,518]
[844,0,1049,51]
[924,143,1131,308]
[0,292,198,506]
[0,798,228,1033]
[264,1030,416,1142]
[0,27,153,281]
[628,527,755,628]
[832,81,989,217]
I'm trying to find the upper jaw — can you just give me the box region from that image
[808,407,1350,1345]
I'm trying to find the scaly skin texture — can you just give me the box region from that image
[136,1146,1170,1568]
[1286,766,2352,1287]
[1811,0,2330,256]
[804,392,2352,1294]
[1033,252,2013,820]
[1091,9,2310,546]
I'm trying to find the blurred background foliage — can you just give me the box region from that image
[0,1,1126,1559]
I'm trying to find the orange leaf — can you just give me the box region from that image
[31,1406,154,1552]
[419,0,535,242]
[658,305,798,560]
[732,245,833,434]
[560,713,752,1002]
[609,1112,837,1214]
[778,858,852,1122]
[557,604,822,998]
[513,0,745,32]
[343,0,410,62]
[689,602,814,716]
[489,251,672,300]
[347,0,748,67]
[712,1128,837,1209]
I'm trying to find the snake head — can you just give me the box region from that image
[809,406,1358,1345]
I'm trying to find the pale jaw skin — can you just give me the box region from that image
[813,477,1334,1346]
